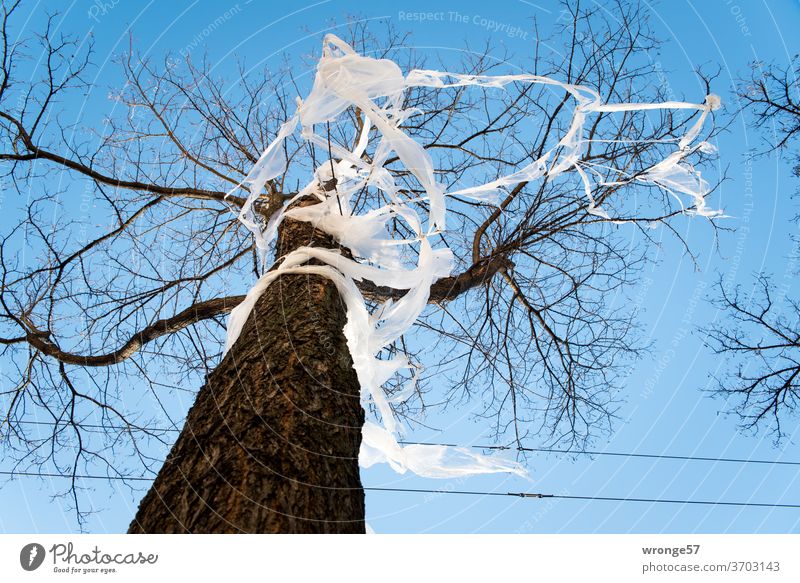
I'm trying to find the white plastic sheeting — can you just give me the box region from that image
[224,34,720,479]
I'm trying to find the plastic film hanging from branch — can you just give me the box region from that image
[223,34,721,479]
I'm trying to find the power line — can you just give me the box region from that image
[364,487,800,509]
[2,470,800,509]
[397,441,800,467]
[8,421,800,467]
[9,420,179,432]
[0,470,153,481]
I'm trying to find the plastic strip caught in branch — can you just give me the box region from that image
[224,34,721,480]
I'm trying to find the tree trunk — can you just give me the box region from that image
[128,196,365,533]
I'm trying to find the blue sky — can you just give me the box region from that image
[1,0,800,533]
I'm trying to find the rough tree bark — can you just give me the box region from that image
[128,195,365,533]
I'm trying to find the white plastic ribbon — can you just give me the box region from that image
[224,34,720,480]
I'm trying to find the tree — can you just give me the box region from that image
[0,1,721,532]
[705,56,800,437]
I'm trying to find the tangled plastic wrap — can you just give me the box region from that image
[224,34,720,479]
